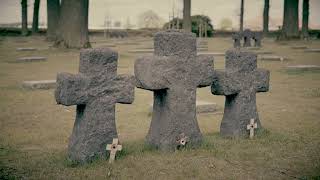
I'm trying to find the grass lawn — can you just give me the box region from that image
[0,35,319,179]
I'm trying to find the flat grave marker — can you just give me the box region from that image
[22,80,56,90]
[16,57,47,63]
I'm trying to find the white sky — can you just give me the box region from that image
[0,0,319,30]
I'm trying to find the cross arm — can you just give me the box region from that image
[211,70,241,95]
[55,72,89,106]
[255,69,270,93]
[134,56,169,91]
[196,55,214,88]
[114,75,135,104]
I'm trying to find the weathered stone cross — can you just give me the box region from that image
[243,29,253,47]
[247,119,258,139]
[135,30,214,151]
[232,32,242,48]
[253,32,263,47]
[106,138,122,163]
[55,48,135,163]
[211,49,270,138]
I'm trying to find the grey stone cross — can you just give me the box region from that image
[247,119,258,139]
[253,32,263,47]
[243,29,253,47]
[55,48,135,163]
[232,32,242,48]
[106,138,122,163]
[134,30,214,151]
[211,49,270,138]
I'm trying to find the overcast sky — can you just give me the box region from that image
[0,0,319,30]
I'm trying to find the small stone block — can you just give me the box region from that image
[259,55,286,61]
[16,57,47,62]
[16,47,37,51]
[304,49,320,53]
[22,80,56,90]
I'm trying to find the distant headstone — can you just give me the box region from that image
[16,57,47,63]
[232,32,242,48]
[291,45,308,49]
[16,47,37,51]
[252,32,263,47]
[135,30,214,150]
[22,80,56,90]
[55,48,135,163]
[286,65,320,71]
[198,52,225,56]
[211,49,270,137]
[304,49,320,53]
[243,29,253,47]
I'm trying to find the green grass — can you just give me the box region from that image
[0,36,320,179]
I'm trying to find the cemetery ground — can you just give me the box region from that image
[0,35,320,179]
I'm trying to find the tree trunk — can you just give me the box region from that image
[302,0,309,39]
[32,0,40,33]
[263,0,270,35]
[183,0,191,32]
[21,0,28,36]
[240,0,244,32]
[47,0,60,41]
[55,0,90,48]
[282,0,299,39]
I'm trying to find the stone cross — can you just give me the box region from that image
[247,119,258,139]
[106,138,122,163]
[211,49,270,138]
[243,29,253,47]
[135,30,214,151]
[253,32,263,47]
[232,32,242,48]
[55,48,135,163]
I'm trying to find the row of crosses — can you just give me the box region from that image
[55,30,270,163]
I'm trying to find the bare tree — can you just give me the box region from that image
[240,0,244,32]
[302,0,309,39]
[47,0,60,41]
[21,0,28,36]
[55,0,90,48]
[263,0,270,35]
[183,0,191,32]
[281,0,299,39]
[32,0,40,33]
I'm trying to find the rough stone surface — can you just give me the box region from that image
[16,57,47,63]
[211,49,270,138]
[149,101,218,114]
[232,32,242,48]
[135,30,214,151]
[243,29,253,47]
[22,80,56,90]
[55,48,135,163]
[252,32,263,47]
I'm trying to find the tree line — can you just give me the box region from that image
[20,0,311,49]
